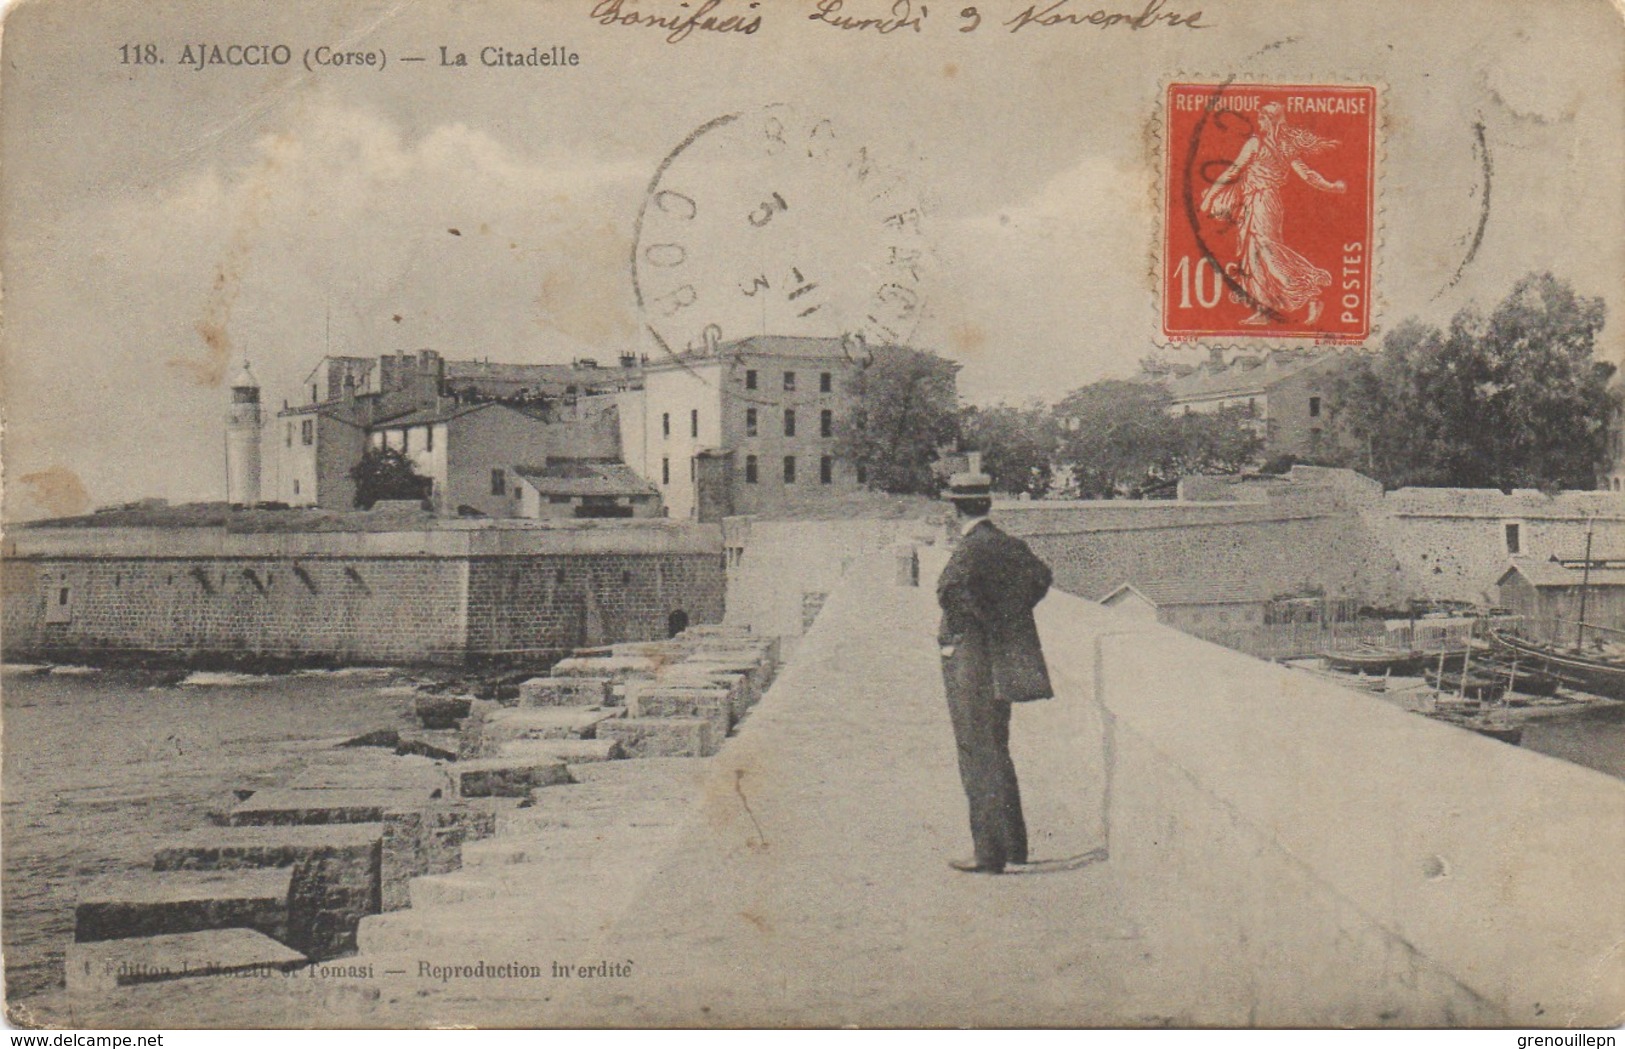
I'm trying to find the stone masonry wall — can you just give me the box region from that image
[464,553,725,655]
[3,525,726,664]
[3,556,469,663]
[997,507,1414,608]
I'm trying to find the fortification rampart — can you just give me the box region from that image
[1,524,724,664]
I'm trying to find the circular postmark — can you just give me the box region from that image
[631,103,933,383]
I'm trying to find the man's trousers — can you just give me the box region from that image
[941,632,1027,869]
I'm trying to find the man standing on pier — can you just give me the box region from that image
[936,454,1055,875]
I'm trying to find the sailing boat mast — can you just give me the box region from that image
[1576,513,1596,651]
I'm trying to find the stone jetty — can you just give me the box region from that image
[52,623,779,1009]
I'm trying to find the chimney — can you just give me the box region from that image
[1208,346,1225,368]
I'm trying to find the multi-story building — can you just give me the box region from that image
[1162,348,1356,462]
[620,335,889,521]
[275,349,630,515]
[1602,375,1625,493]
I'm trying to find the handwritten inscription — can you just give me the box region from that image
[590,0,763,43]
[809,0,928,33]
[1002,0,1208,32]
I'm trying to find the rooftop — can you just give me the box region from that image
[511,460,659,498]
[1501,555,1625,588]
[1164,349,1349,402]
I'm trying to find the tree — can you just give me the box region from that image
[1055,380,1263,498]
[349,446,432,509]
[1055,380,1175,498]
[1339,273,1612,491]
[958,403,1058,498]
[836,346,961,494]
[1168,405,1265,476]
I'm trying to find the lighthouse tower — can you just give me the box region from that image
[226,360,263,506]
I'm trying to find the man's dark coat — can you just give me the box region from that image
[937,519,1054,703]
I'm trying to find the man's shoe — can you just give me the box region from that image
[948,858,1005,874]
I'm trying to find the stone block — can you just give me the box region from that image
[597,716,719,758]
[648,670,747,721]
[415,694,473,729]
[228,787,441,826]
[628,686,732,735]
[64,928,305,997]
[456,698,504,759]
[379,803,500,912]
[284,753,452,795]
[455,756,572,798]
[152,823,383,959]
[496,738,623,764]
[75,868,294,945]
[678,659,766,710]
[468,707,622,758]
[550,655,662,681]
[517,676,611,707]
[154,823,383,871]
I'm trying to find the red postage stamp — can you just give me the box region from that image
[1162,82,1377,342]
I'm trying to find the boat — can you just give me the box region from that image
[1471,656,1560,698]
[1487,628,1625,701]
[1424,667,1508,703]
[1322,645,1425,676]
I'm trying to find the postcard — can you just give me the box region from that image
[2,0,1622,1030]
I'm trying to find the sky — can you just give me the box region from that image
[2,0,1622,517]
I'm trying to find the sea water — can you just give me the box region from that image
[1,669,414,1001]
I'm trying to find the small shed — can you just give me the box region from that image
[1497,556,1625,643]
[511,460,662,520]
[1098,575,1271,635]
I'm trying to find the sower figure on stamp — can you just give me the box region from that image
[936,454,1054,875]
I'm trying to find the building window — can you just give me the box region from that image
[820,372,832,393]
[857,463,868,484]
[1246,397,1256,417]
[784,409,796,437]
[301,420,314,446]
[425,427,434,452]
[820,409,833,438]
[691,409,699,438]
[661,458,670,485]
[820,456,833,484]
[292,479,301,496]
[1309,396,1322,418]
[491,469,505,496]
[745,408,758,437]
[745,369,757,390]
[285,424,293,448]
[402,429,409,453]
[1505,522,1522,555]
[745,455,758,484]
[662,412,670,438]
[784,371,796,391]
[783,455,796,484]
